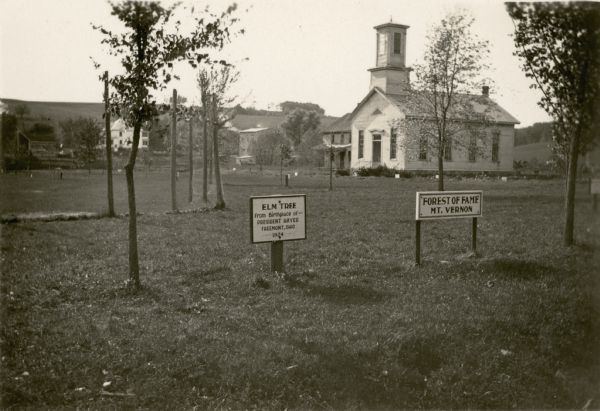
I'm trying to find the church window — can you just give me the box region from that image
[358,130,364,159]
[378,33,387,55]
[394,33,401,54]
[444,137,453,161]
[418,136,427,160]
[492,131,500,163]
[390,128,397,159]
[468,134,477,162]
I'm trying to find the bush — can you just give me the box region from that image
[335,169,350,176]
[355,165,398,177]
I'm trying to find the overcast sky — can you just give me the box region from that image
[0,0,552,127]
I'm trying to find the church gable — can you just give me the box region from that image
[351,89,404,132]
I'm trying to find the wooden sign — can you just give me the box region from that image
[414,190,483,265]
[250,194,306,243]
[416,191,483,220]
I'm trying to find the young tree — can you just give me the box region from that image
[1,112,18,172]
[249,129,288,171]
[1,113,18,158]
[59,118,78,148]
[281,108,320,148]
[197,63,239,209]
[13,103,30,155]
[295,127,325,167]
[74,118,103,173]
[197,70,210,204]
[14,103,29,132]
[507,2,600,246]
[279,143,292,186]
[187,113,195,203]
[397,12,492,191]
[93,1,238,288]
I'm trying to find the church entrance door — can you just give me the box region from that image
[372,134,381,164]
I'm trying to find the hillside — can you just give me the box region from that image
[513,141,553,164]
[0,98,105,123]
[514,121,552,146]
[0,98,338,131]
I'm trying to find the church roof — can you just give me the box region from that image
[352,87,520,125]
[239,127,270,133]
[374,22,410,30]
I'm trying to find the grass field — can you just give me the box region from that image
[1,170,599,409]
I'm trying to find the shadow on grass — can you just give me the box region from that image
[453,257,568,281]
[286,277,389,305]
[282,333,450,408]
[484,258,567,280]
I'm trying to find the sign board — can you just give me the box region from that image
[250,194,306,243]
[416,191,482,220]
[591,179,600,194]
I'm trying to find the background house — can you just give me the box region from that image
[237,127,270,164]
[320,113,352,170]
[110,118,149,151]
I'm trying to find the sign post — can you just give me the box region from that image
[415,190,483,265]
[250,194,307,272]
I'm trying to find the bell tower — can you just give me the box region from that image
[368,22,411,94]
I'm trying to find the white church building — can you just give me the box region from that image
[330,22,519,172]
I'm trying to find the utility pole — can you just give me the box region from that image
[171,88,177,211]
[188,115,193,203]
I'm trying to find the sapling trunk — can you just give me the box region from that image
[211,94,226,209]
[125,122,142,288]
[103,71,115,217]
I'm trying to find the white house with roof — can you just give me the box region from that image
[320,113,353,170]
[110,119,149,151]
[345,22,519,172]
[237,126,271,163]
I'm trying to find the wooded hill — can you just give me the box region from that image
[514,122,553,146]
[0,98,337,132]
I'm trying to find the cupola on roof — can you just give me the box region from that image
[369,21,411,94]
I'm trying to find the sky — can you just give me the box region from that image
[0,0,552,127]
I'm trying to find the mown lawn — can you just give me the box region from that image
[1,170,599,409]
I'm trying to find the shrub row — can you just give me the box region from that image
[355,165,415,178]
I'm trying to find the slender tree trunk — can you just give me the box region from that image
[125,122,142,288]
[171,89,177,211]
[211,95,225,209]
[188,118,193,203]
[208,134,214,185]
[563,131,581,246]
[201,109,209,204]
[104,71,115,217]
[329,146,333,191]
[438,144,445,191]
[437,131,446,191]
